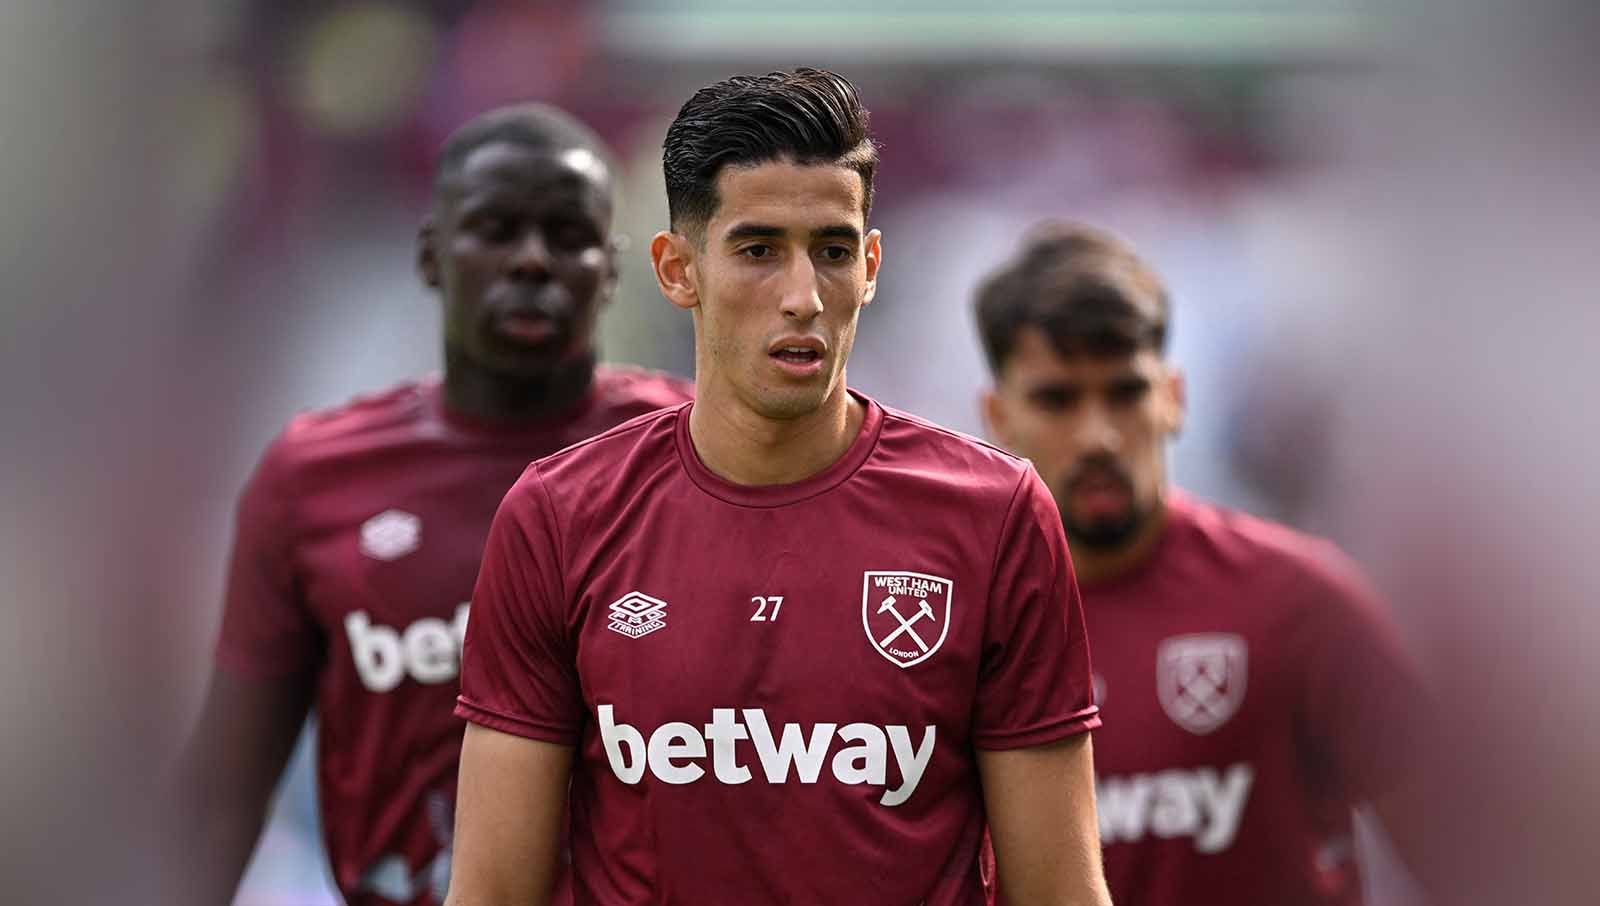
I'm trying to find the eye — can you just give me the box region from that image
[547,221,599,251]
[818,245,854,263]
[1107,380,1151,407]
[470,215,517,243]
[1027,386,1079,412]
[740,244,775,260]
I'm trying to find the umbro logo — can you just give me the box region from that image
[360,509,421,561]
[607,591,668,639]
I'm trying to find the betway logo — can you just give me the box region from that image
[598,705,935,807]
[1098,763,1254,854]
[345,604,469,693]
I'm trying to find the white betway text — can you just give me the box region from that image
[599,705,936,807]
[345,604,469,693]
[1098,763,1254,853]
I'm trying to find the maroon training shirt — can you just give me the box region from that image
[457,392,1100,905]
[993,491,1425,906]
[215,367,691,905]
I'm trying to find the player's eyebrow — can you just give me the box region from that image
[721,223,863,245]
[722,223,785,243]
[812,224,862,244]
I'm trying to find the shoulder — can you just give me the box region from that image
[1173,493,1380,614]
[510,401,685,508]
[255,378,431,484]
[593,363,694,412]
[873,402,1037,503]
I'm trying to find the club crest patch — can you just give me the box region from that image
[862,571,953,669]
[1157,633,1248,734]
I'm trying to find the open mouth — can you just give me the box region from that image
[772,346,822,365]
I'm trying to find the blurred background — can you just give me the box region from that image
[3,0,1595,903]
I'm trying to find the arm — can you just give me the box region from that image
[975,470,1107,904]
[450,467,586,904]
[1295,547,1439,896]
[165,432,320,903]
[443,725,573,906]
[167,668,313,904]
[979,733,1111,906]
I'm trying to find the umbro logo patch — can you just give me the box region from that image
[360,509,421,561]
[607,591,668,639]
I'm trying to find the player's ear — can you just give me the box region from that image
[651,230,698,311]
[599,232,627,308]
[1164,365,1187,437]
[417,218,440,290]
[861,228,883,306]
[981,386,1013,448]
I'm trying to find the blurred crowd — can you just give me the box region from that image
[2,1,1596,903]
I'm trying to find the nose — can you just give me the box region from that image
[1073,402,1121,455]
[507,230,552,283]
[778,256,824,322]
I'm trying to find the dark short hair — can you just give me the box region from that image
[433,103,614,195]
[974,222,1170,375]
[662,67,878,236]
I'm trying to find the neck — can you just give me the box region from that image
[689,379,862,486]
[442,347,596,424]
[1071,498,1170,587]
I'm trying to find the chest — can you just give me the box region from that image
[567,499,990,733]
[1085,575,1304,770]
[293,450,537,631]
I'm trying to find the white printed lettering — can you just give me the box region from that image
[598,704,646,784]
[704,708,752,784]
[647,722,707,784]
[596,707,936,807]
[345,604,471,693]
[1097,763,1256,853]
[882,725,936,807]
[1191,763,1254,853]
[831,723,887,785]
[744,709,836,783]
[345,611,404,693]
[1149,770,1202,838]
[404,619,455,683]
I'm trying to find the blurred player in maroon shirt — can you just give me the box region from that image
[975,223,1428,906]
[445,69,1112,906]
[170,105,691,906]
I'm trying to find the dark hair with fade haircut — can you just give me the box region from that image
[662,67,879,237]
[433,103,615,194]
[974,222,1171,375]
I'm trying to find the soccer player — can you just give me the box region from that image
[975,223,1428,906]
[171,104,691,906]
[446,69,1111,906]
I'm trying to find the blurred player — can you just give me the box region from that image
[975,223,1427,906]
[445,69,1110,906]
[171,104,691,906]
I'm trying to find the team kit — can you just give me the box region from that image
[184,69,1427,906]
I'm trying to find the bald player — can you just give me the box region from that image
[171,105,690,906]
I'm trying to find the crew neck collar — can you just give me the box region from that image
[675,390,884,508]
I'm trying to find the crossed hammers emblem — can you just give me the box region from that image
[876,594,936,652]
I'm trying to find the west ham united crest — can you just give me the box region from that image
[1157,633,1248,735]
[862,571,952,669]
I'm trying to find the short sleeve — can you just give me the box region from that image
[973,469,1102,750]
[455,464,585,745]
[214,434,321,678]
[1294,549,1429,801]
